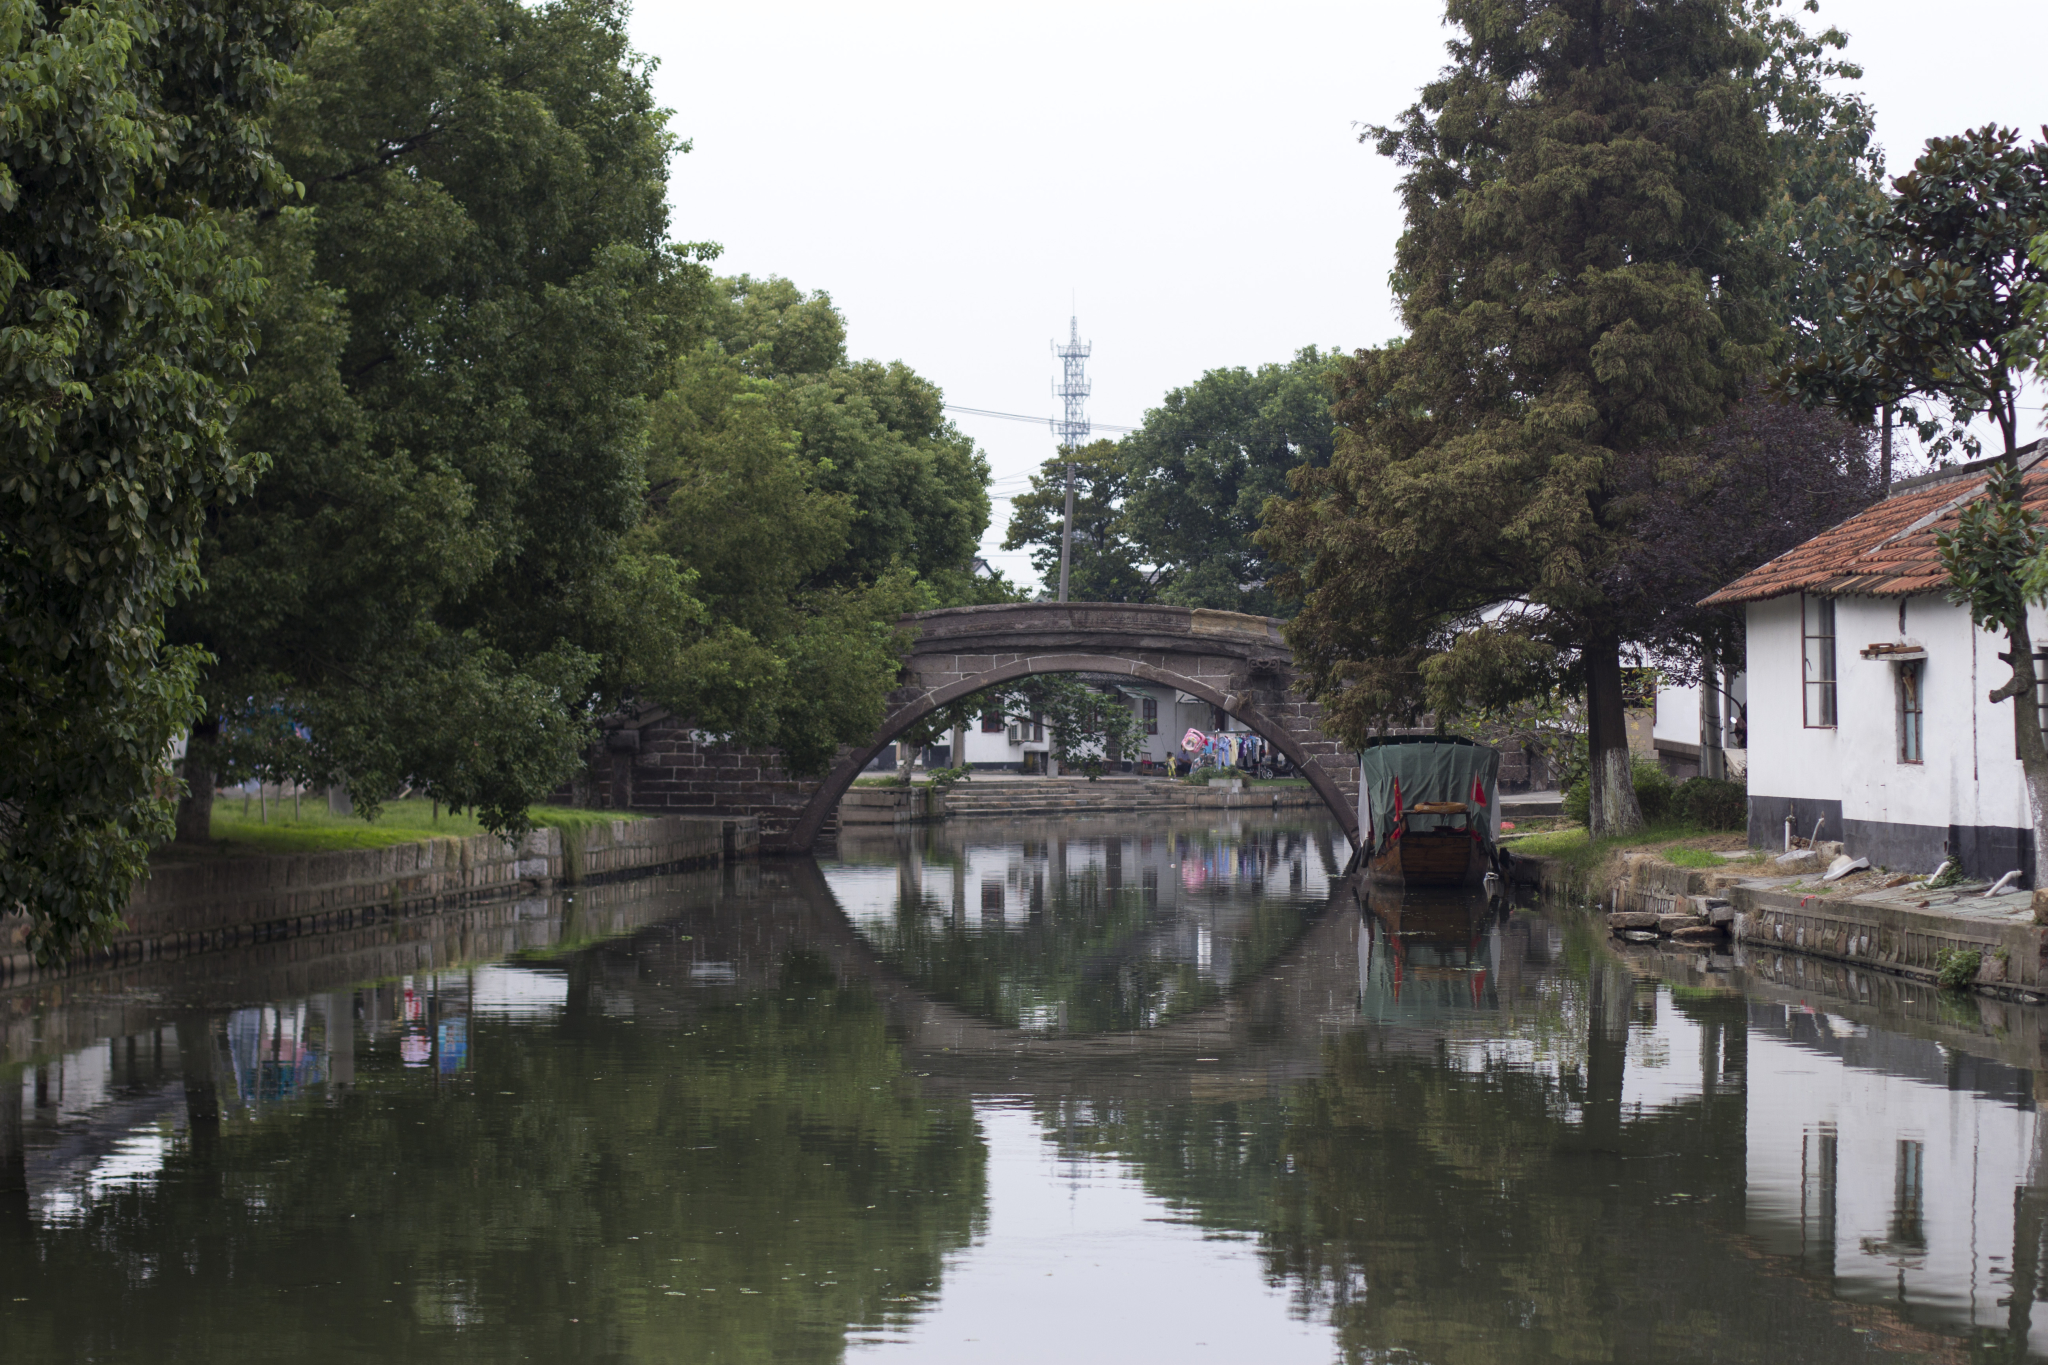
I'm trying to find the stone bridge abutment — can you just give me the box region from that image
[577,603,1360,852]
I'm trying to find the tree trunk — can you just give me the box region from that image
[1993,617,2048,911]
[1879,403,1893,494]
[1584,637,1646,837]
[174,718,220,844]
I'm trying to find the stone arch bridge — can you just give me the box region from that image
[583,602,1361,853]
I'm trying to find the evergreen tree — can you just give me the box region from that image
[1261,0,1775,836]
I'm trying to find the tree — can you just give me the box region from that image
[635,276,1001,775]
[1610,388,1880,681]
[169,0,709,839]
[1119,347,1343,616]
[1941,462,2048,913]
[1735,0,1887,374]
[1016,675,1149,777]
[1,0,311,959]
[1792,126,2048,457]
[1001,441,1154,602]
[1262,0,1775,837]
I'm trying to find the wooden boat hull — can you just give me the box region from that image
[1367,831,1487,888]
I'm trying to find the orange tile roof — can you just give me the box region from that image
[1702,440,2048,605]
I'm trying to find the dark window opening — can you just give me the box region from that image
[1898,660,1923,763]
[1803,594,1837,728]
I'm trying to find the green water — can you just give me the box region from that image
[1,811,2043,1362]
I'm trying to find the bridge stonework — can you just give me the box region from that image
[573,602,1361,853]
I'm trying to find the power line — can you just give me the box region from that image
[943,403,1135,435]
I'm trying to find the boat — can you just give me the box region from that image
[1357,735,1501,888]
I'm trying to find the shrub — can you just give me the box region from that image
[1673,776,1747,831]
[1564,757,1670,825]
[1935,947,1982,991]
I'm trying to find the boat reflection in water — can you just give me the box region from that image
[7,810,2048,1363]
[1356,880,1507,1018]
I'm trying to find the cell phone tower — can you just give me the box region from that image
[1052,315,1091,452]
[1052,316,1090,603]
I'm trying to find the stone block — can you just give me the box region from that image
[1608,911,1661,931]
[1657,914,1699,934]
[1671,925,1725,944]
[1774,849,1819,872]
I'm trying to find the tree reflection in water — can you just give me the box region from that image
[3,813,2046,1363]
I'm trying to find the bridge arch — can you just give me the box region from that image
[786,650,1359,850]
[580,602,1362,852]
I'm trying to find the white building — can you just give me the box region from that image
[1705,442,2047,881]
[920,679,1260,774]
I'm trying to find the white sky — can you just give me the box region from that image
[630,1,2048,591]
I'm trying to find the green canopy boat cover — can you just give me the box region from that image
[1358,736,1502,859]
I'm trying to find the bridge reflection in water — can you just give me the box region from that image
[2,810,2046,1363]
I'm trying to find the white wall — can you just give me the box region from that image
[1653,683,1701,747]
[1746,593,2038,835]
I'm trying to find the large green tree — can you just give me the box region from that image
[1001,441,1154,602]
[1,0,311,959]
[1118,347,1343,616]
[1794,126,2048,458]
[1262,0,1775,837]
[1001,350,1343,612]
[634,274,1001,774]
[169,0,707,838]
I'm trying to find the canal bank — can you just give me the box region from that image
[1517,843,2048,1002]
[8,807,2048,1362]
[837,774,1327,828]
[0,814,756,985]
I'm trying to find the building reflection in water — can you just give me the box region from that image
[3,813,2048,1362]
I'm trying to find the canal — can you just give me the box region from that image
[2,811,2043,1363]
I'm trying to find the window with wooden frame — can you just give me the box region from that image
[980,710,1004,733]
[2035,650,2048,745]
[1897,660,1923,763]
[1802,594,1837,728]
[1142,697,1159,735]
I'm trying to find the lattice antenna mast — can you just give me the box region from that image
[1052,316,1090,603]
[1052,315,1091,451]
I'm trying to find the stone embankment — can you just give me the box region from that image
[0,814,756,985]
[839,776,1327,827]
[1518,846,2048,1001]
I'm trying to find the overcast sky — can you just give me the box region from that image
[628,1,2048,592]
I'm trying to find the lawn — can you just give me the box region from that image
[181,796,639,857]
[1504,821,1753,878]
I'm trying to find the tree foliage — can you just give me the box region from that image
[1262,0,1775,836]
[1608,388,1879,677]
[1001,441,1153,603]
[635,275,1002,774]
[1118,348,1342,615]
[0,0,311,959]
[168,0,699,837]
[1001,350,1342,613]
[1791,125,2048,455]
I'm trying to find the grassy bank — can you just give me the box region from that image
[1506,821,1756,887]
[179,797,640,856]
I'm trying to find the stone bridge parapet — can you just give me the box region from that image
[573,602,1361,853]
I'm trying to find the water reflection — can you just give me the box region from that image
[0,812,2044,1362]
[823,817,1342,1034]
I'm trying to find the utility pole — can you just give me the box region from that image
[1052,315,1091,603]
